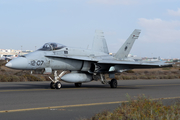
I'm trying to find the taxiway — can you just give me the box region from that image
[0,79,180,120]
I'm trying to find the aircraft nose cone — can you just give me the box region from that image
[5,57,28,69]
[5,62,12,67]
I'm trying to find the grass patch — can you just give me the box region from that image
[82,95,180,120]
[0,74,47,82]
[162,67,172,70]
[125,70,135,73]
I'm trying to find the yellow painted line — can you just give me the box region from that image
[0,88,87,92]
[1,83,180,92]
[0,89,49,92]
[0,101,128,113]
[119,83,180,88]
[1,96,180,113]
[136,84,180,87]
[152,96,180,101]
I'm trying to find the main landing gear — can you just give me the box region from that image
[109,79,117,88]
[99,74,118,88]
[49,71,67,89]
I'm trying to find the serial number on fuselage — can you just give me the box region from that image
[30,60,44,66]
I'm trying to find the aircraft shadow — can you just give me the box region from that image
[61,84,140,90]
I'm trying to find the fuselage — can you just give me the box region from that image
[5,43,109,72]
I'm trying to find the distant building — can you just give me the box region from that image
[0,48,33,60]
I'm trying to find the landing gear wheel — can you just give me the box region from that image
[50,82,55,89]
[110,79,117,88]
[55,82,61,89]
[75,83,82,87]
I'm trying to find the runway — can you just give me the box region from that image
[0,79,180,120]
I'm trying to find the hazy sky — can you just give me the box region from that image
[0,0,180,58]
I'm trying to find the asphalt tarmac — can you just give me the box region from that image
[0,79,180,120]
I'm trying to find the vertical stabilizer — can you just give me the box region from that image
[114,29,141,60]
[92,30,109,54]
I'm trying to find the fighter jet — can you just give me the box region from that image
[5,29,172,89]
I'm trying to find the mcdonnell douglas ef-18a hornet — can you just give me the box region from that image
[5,29,172,89]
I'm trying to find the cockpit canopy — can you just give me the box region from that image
[39,42,66,51]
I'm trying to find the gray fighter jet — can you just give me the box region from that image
[5,29,172,89]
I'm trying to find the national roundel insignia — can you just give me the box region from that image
[125,46,128,51]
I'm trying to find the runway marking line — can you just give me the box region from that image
[119,84,180,88]
[0,83,180,92]
[0,84,180,92]
[0,96,180,113]
[0,89,49,92]
[135,84,180,87]
[0,88,87,92]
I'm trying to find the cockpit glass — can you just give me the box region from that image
[38,43,66,51]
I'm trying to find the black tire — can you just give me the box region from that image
[110,79,117,88]
[55,82,61,89]
[50,82,55,89]
[75,83,82,87]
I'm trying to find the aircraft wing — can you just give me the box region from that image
[98,60,173,68]
[46,54,172,69]
[45,55,99,62]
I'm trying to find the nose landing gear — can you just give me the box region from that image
[49,71,67,89]
[50,82,55,89]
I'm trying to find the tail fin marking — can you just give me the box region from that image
[114,29,141,60]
